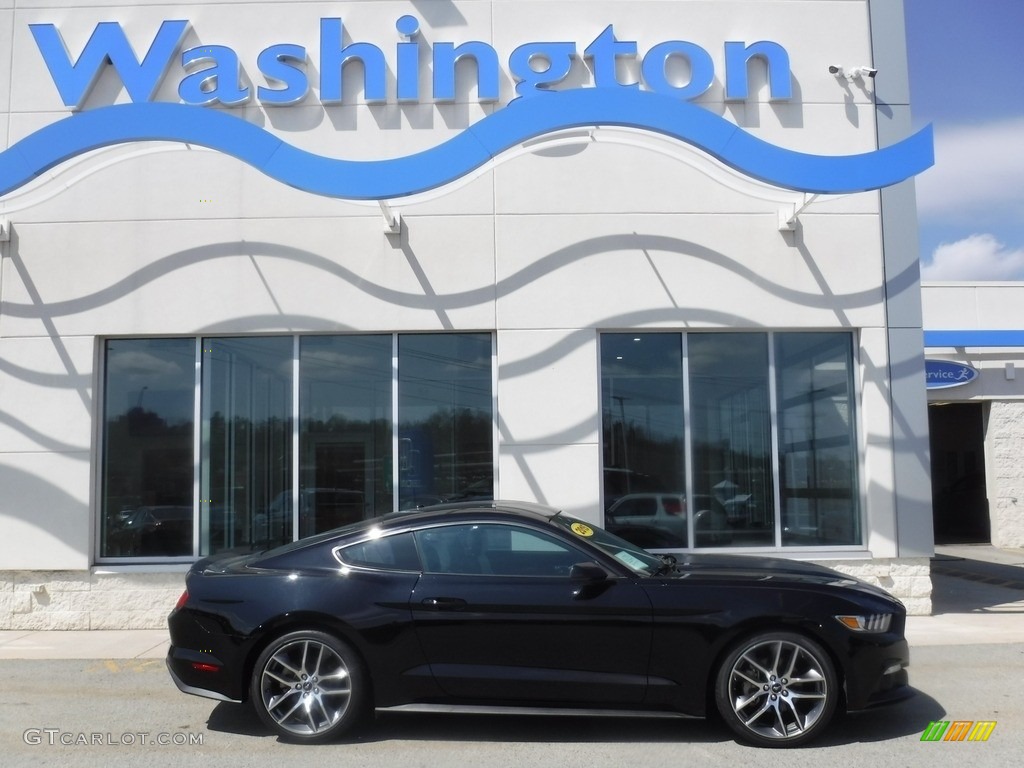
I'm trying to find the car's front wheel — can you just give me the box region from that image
[250,630,367,743]
[714,631,838,748]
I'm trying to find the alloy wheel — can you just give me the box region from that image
[253,632,361,740]
[716,632,837,747]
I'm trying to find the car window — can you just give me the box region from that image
[550,514,664,576]
[337,531,419,571]
[414,524,584,577]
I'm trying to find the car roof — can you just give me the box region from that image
[378,500,562,530]
[249,501,567,562]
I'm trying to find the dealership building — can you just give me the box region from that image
[1,0,951,629]
[922,283,1024,551]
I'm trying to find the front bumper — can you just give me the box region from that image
[844,636,913,711]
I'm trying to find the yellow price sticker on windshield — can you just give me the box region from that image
[571,522,594,537]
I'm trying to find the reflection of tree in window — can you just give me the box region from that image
[600,334,685,507]
[689,334,774,546]
[300,336,392,534]
[398,334,493,507]
[775,334,860,546]
[201,338,292,556]
[101,338,195,558]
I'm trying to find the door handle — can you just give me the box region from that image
[420,597,467,610]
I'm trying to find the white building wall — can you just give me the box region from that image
[0,0,933,626]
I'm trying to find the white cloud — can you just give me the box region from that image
[915,117,1024,220]
[921,233,1024,281]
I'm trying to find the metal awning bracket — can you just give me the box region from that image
[378,200,401,234]
[778,194,820,231]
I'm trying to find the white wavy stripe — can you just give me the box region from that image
[0,126,821,215]
[0,143,212,214]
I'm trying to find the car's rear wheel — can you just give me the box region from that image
[714,631,837,748]
[250,630,367,743]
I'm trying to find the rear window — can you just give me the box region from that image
[337,531,420,571]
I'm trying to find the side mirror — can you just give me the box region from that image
[570,562,608,582]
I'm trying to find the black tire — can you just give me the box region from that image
[714,631,838,748]
[249,630,368,743]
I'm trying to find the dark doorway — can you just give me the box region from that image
[928,403,990,544]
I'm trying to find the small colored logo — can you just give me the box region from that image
[920,720,997,742]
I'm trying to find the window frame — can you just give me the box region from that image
[96,333,497,564]
[409,521,595,578]
[599,330,865,554]
[334,530,421,573]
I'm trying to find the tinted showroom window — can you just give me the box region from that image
[201,337,293,556]
[775,333,860,546]
[101,339,196,558]
[398,334,493,510]
[689,333,774,547]
[301,336,393,539]
[99,334,494,561]
[601,332,861,549]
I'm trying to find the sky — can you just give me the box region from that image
[904,0,1024,281]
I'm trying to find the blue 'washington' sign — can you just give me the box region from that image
[0,15,935,201]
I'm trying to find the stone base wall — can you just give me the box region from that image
[0,571,185,630]
[987,401,1024,548]
[1,559,933,629]
[823,557,932,616]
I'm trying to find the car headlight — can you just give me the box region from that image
[835,614,893,633]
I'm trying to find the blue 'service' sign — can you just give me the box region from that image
[925,360,979,390]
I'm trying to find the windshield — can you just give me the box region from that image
[549,513,665,576]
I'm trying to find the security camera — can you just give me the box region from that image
[831,65,878,82]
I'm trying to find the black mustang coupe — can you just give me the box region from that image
[166,501,911,747]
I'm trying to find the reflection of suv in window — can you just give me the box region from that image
[605,493,731,549]
[606,493,689,547]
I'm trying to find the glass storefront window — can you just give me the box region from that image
[99,333,495,560]
[601,334,687,548]
[689,333,774,547]
[201,337,293,555]
[775,333,860,546]
[398,334,494,509]
[300,336,393,537]
[600,331,861,550]
[98,330,858,559]
[100,339,195,558]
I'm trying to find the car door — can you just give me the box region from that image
[409,521,653,705]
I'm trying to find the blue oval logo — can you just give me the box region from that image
[925,360,979,390]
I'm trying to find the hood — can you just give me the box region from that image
[671,552,900,604]
[675,552,844,579]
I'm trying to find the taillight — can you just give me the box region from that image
[173,589,189,612]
